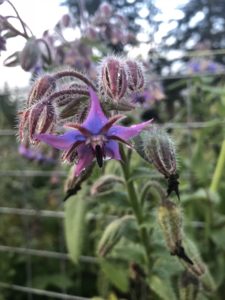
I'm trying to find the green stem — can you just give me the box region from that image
[210,139,225,192]
[120,147,151,271]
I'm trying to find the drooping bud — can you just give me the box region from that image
[90,175,124,196]
[157,199,184,256]
[63,164,93,202]
[28,100,56,142]
[125,60,145,92]
[27,74,56,107]
[179,271,199,300]
[142,126,180,200]
[98,216,134,257]
[100,56,128,102]
[20,38,40,71]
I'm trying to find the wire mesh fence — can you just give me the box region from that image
[0,69,225,299]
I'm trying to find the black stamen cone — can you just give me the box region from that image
[172,245,193,265]
[95,145,103,168]
[167,173,180,201]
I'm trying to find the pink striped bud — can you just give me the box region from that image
[27,75,56,106]
[29,101,56,142]
[125,60,145,92]
[100,56,128,101]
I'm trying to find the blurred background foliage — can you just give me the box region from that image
[1,0,225,299]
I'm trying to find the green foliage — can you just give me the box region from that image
[64,191,87,264]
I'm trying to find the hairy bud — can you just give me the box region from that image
[179,271,199,300]
[158,199,182,253]
[98,216,134,257]
[29,101,56,142]
[99,2,113,18]
[20,38,40,71]
[100,56,128,101]
[125,60,145,92]
[143,126,180,200]
[158,199,194,264]
[63,165,93,201]
[90,175,124,196]
[27,75,56,106]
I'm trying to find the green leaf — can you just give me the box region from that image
[64,193,87,264]
[100,260,129,293]
[149,275,177,300]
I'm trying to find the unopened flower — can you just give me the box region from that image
[125,60,145,92]
[19,100,56,142]
[98,215,134,257]
[36,88,152,176]
[142,126,180,200]
[20,38,40,71]
[100,56,128,102]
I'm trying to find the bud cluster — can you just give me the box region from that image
[99,56,145,103]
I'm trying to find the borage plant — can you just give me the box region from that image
[18,56,215,300]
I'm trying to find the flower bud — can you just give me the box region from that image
[28,101,56,142]
[99,2,113,18]
[27,75,56,107]
[98,216,134,257]
[125,60,145,92]
[142,126,180,200]
[100,56,128,101]
[157,199,183,254]
[20,38,40,71]
[63,164,93,201]
[61,14,71,27]
[90,175,124,196]
[179,271,199,300]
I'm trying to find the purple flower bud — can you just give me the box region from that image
[20,38,40,71]
[125,60,145,92]
[27,75,56,107]
[28,101,56,142]
[61,14,71,27]
[100,56,128,101]
[99,2,113,18]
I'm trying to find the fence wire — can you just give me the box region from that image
[0,69,225,299]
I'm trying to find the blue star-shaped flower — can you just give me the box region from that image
[36,88,152,176]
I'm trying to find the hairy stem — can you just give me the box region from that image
[120,147,151,271]
[53,71,97,91]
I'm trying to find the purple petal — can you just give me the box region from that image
[36,130,84,150]
[74,144,94,176]
[83,88,108,133]
[107,119,153,141]
[105,140,121,160]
